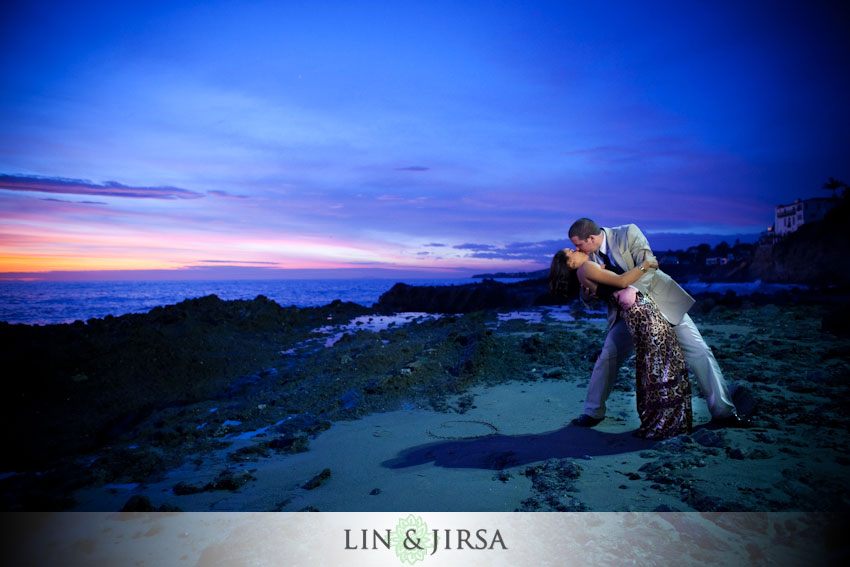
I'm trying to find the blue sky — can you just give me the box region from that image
[1,0,848,279]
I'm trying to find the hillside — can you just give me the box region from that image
[478,196,850,287]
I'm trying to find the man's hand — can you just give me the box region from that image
[613,286,637,310]
[581,284,598,300]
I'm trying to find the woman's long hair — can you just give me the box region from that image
[548,250,578,299]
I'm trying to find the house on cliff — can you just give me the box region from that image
[774,197,839,236]
[705,255,733,266]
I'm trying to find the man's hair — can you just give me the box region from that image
[568,218,602,240]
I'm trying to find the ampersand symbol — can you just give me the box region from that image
[404,529,423,550]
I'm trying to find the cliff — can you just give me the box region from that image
[746,201,850,285]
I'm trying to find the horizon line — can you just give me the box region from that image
[0,266,492,282]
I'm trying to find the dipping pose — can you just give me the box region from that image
[550,246,692,439]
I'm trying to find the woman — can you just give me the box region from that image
[549,249,692,439]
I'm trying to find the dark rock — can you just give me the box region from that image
[268,435,309,454]
[654,435,694,453]
[210,470,255,491]
[653,504,677,512]
[525,459,582,482]
[229,445,271,462]
[517,459,588,511]
[120,495,182,512]
[692,429,727,448]
[519,459,588,511]
[787,382,817,394]
[638,461,665,475]
[0,294,370,471]
[121,495,156,512]
[754,431,776,444]
[375,278,554,314]
[303,468,331,490]
[687,492,743,512]
[339,389,361,410]
[173,481,204,496]
[521,335,543,354]
[728,448,746,460]
[173,469,255,495]
[454,393,475,413]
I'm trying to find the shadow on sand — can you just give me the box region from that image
[382,424,659,470]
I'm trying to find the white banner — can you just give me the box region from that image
[3,511,833,566]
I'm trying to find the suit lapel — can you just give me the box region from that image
[603,227,628,271]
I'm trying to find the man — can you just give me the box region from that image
[568,218,749,428]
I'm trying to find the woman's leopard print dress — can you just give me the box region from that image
[621,292,692,439]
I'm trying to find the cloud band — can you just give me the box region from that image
[0,174,204,200]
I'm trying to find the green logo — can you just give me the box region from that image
[393,514,433,564]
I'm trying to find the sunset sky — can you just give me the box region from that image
[2,1,848,280]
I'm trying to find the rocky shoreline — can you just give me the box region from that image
[1,284,849,514]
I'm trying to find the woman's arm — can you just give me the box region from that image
[577,270,599,301]
[579,258,657,289]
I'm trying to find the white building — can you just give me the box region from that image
[705,254,733,266]
[774,197,839,236]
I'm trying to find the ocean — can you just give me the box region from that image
[0,277,807,326]
[0,278,485,326]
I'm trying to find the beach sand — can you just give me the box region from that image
[21,300,843,515]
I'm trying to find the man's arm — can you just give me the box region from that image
[626,224,655,266]
[579,284,596,303]
[614,224,657,309]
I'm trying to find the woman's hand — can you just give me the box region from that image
[613,287,637,310]
[645,258,658,270]
[580,284,598,300]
